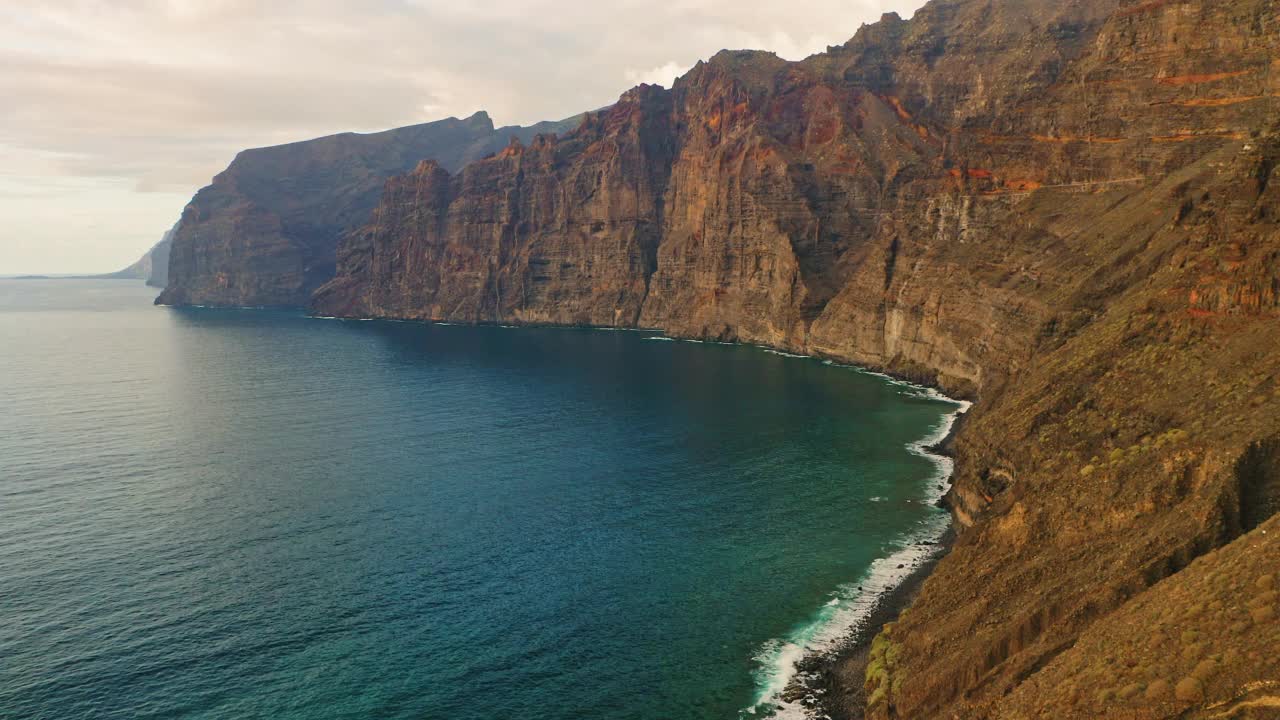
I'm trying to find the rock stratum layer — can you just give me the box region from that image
[311,0,1280,717]
[157,112,579,307]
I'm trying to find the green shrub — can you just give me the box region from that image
[865,630,901,710]
[867,686,886,708]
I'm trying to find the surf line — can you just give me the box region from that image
[740,357,971,719]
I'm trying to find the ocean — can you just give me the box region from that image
[0,279,964,719]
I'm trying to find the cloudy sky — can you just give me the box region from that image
[1,0,921,274]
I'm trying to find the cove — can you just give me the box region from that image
[0,280,962,720]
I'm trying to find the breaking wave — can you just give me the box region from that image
[740,354,971,719]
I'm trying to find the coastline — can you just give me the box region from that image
[169,304,975,720]
[811,412,970,720]
[752,377,970,719]
[324,312,976,720]
[809,409,970,720]
[812,527,955,720]
[534,321,974,720]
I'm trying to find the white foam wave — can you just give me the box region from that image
[190,303,274,311]
[681,338,736,345]
[741,385,970,719]
[309,314,419,324]
[751,537,950,719]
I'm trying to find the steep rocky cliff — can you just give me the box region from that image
[156,112,579,307]
[146,228,172,288]
[314,0,1280,717]
[312,87,677,326]
[110,225,175,287]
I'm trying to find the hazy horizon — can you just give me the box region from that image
[1,0,922,275]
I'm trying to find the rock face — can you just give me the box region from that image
[315,0,1280,717]
[110,225,175,287]
[146,229,172,288]
[313,87,677,326]
[156,112,579,307]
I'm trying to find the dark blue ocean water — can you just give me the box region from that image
[0,280,960,720]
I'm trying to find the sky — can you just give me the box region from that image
[0,0,921,274]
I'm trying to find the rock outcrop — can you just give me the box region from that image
[156,112,579,307]
[313,0,1280,717]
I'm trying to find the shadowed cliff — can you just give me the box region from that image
[156,112,580,307]
[108,225,175,287]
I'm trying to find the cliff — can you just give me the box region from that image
[109,225,175,287]
[314,0,1280,717]
[312,87,677,326]
[156,112,580,307]
[146,229,172,288]
[97,257,148,281]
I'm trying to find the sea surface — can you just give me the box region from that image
[0,280,963,720]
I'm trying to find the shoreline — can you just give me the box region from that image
[756,385,969,719]
[811,527,955,720]
[808,407,970,720]
[810,407,970,720]
[164,303,975,720]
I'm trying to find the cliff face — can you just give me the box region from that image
[156,112,579,307]
[146,229,172,288]
[110,225,175,286]
[315,0,1280,717]
[313,88,676,326]
[316,1,1136,388]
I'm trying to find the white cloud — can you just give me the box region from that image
[0,0,924,273]
[625,61,690,89]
